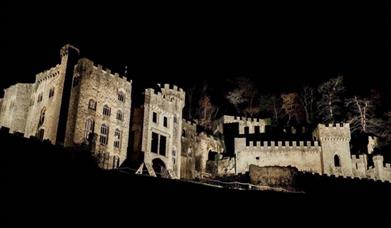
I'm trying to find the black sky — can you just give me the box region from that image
[3,1,390,98]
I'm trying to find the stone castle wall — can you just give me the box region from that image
[353,154,391,181]
[2,44,390,182]
[180,120,197,179]
[222,115,269,134]
[0,45,132,170]
[141,84,185,178]
[0,49,71,145]
[314,123,353,176]
[0,83,32,133]
[195,133,225,175]
[24,62,66,144]
[66,58,132,168]
[181,119,225,178]
[235,138,322,174]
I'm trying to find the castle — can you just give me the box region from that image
[1,44,390,183]
[0,45,131,169]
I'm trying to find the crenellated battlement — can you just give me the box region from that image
[144,88,160,96]
[301,171,391,183]
[35,64,61,84]
[159,83,184,93]
[144,83,185,109]
[314,122,351,141]
[223,115,269,135]
[317,122,350,129]
[235,138,321,152]
[159,83,185,101]
[91,61,131,84]
[223,115,268,124]
[351,154,367,161]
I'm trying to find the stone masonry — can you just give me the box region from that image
[0,44,132,169]
[140,84,185,178]
[1,44,390,182]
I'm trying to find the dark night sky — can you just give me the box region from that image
[3,1,390,99]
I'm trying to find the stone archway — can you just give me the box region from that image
[152,158,167,178]
[334,154,341,167]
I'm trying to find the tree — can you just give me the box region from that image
[280,93,304,125]
[300,86,315,124]
[197,95,218,130]
[345,95,383,135]
[226,89,245,115]
[381,112,391,144]
[259,94,282,125]
[317,76,345,123]
[185,85,196,120]
[225,77,259,117]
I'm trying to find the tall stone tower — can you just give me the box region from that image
[140,84,185,179]
[23,44,79,144]
[314,123,353,176]
[56,44,80,145]
[65,58,132,169]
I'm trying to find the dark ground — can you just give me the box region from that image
[2,127,391,226]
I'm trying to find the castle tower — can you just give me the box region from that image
[65,58,132,169]
[314,123,353,176]
[22,44,79,144]
[373,155,385,181]
[56,44,80,145]
[140,84,185,179]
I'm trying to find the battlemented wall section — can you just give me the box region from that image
[222,115,269,134]
[235,138,322,174]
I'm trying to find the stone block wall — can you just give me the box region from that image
[222,115,269,134]
[235,138,322,174]
[66,58,132,168]
[0,83,32,133]
[141,84,185,178]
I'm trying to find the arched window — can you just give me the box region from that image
[118,92,125,102]
[38,107,46,127]
[88,99,96,110]
[172,147,176,157]
[103,105,111,116]
[116,110,123,121]
[334,154,341,167]
[49,88,55,98]
[99,124,109,145]
[114,129,121,148]
[163,116,168,127]
[85,119,95,140]
[37,93,43,103]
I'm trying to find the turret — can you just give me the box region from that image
[141,83,186,179]
[314,123,353,176]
